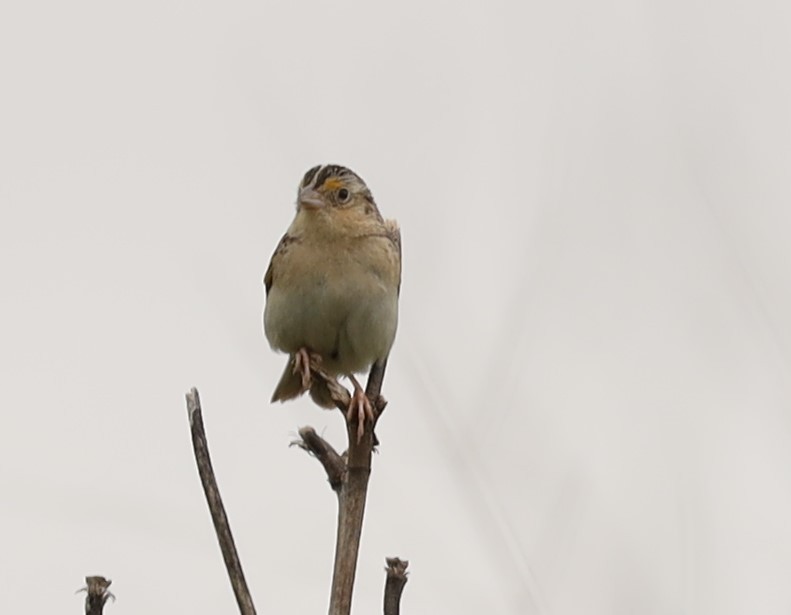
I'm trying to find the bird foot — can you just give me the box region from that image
[346,375,374,444]
[293,348,322,393]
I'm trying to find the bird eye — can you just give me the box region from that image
[337,188,350,203]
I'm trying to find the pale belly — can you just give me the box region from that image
[264,263,398,375]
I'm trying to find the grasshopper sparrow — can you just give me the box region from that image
[264,164,401,436]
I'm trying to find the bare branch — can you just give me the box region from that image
[307,361,351,414]
[299,359,397,615]
[365,357,388,401]
[78,576,114,615]
[327,359,388,615]
[383,558,409,615]
[328,455,370,615]
[292,426,346,492]
[186,388,257,615]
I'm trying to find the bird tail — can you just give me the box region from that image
[270,356,305,403]
[270,356,336,409]
[308,378,336,409]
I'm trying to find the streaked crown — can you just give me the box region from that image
[298,164,376,208]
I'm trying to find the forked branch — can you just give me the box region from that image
[292,426,346,492]
[186,360,406,615]
[295,359,401,615]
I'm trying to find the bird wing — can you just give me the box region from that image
[264,233,298,296]
[384,219,402,295]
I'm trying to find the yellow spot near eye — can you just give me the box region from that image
[323,178,343,190]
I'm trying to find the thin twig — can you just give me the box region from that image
[186,388,257,615]
[328,440,371,615]
[365,358,388,403]
[78,576,114,615]
[297,360,394,615]
[327,359,388,615]
[292,427,346,492]
[383,558,409,615]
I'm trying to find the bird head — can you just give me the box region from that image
[296,164,381,220]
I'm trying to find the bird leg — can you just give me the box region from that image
[292,347,321,392]
[347,374,374,443]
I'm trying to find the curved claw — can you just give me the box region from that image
[347,376,374,443]
[292,348,313,392]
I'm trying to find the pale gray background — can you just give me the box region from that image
[2,1,790,613]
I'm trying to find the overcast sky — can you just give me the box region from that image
[2,1,791,614]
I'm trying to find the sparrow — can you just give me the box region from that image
[263,164,401,439]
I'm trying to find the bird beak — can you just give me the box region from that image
[298,188,325,211]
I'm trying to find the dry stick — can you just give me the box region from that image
[383,558,409,615]
[365,357,388,405]
[296,362,388,615]
[186,388,257,615]
[293,426,346,492]
[79,576,114,615]
[298,361,401,615]
[326,360,388,615]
